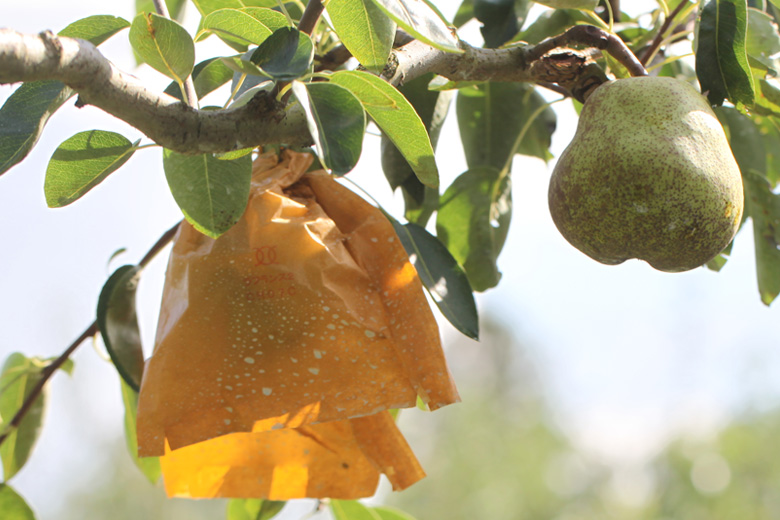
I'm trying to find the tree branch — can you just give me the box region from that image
[0,25,643,154]
[0,29,311,154]
[298,0,324,36]
[0,221,181,450]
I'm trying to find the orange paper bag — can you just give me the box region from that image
[159,411,426,499]
[137,150,459,457]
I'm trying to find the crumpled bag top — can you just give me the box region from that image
[137,149,459,458]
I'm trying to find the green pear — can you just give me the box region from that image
[548,76,744,272]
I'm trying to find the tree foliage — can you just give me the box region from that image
[1,0,780,518]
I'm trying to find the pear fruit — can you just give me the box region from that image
[548,76,744,272]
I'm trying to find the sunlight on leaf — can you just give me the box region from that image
[368,0,462,53]
[162,150,252,237]
[327,0,396,74]
[201,7,289,51]
[0,484,36,520]
[120,380,161,483]
[129,13,195,83]
[45,131,138,208]
[436,166,511,292]
[0,354,46,481]
[331,71,438,187]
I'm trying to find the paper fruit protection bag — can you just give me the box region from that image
[136,149,459,498]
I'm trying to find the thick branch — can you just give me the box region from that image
[0,26,643,153]
[527,24,647,77]
[0,29,311,154]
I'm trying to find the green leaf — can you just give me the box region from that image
[368,0,463,53]
[164,58,236,101]
[58,15,131,44]
[163,150,252,237]
[331,500,382,520]
[226,499,286,520]
[515,8,588,44]
[120,380,161,483]
[453,0,474,27]
[695,0,755,107]
[745,7,780,73]
[129,13,195,82]
[44,130,138,208]
[192,0,277,16]
[436,166,511,292]
[327,0,397,74]
[217,147,257,160]
[474,0,519,48]
[0,81,74,177]
[221,55,267,76]
[380,73,452,226]
[456,83,556,170]
[249,27,314,80]
[0,484,36,520]
[534,0,598,8]
[0,354,46,481]
[137,0,187,20]
[715,107,766,176]
[58,359,76,377]
[743,169,780,305]
[291,81,366,175]
[391,220,479,339]
[331,71,438,187]
[706,238,735,272]
[97,265,145,392]
[0,16,130,176]
[201,7,289,51]
[372,507,418,520]
[0,16,131,177]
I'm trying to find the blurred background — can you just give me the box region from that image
[1,1,779,519]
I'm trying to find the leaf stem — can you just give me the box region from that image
[275,0,296,26]
[223,73,247,109]
[0,221,181,450]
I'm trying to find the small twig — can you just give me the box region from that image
[139,221,180,268]
[0,323,99,449]
[639,0,689,66]
[298,0,324,36]
[537,81,572,97]
[153,0,197,107]
[0,221,181,450]
[609,0,621,22]
[528,24,647,77]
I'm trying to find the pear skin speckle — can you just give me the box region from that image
[548,77,744,272]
